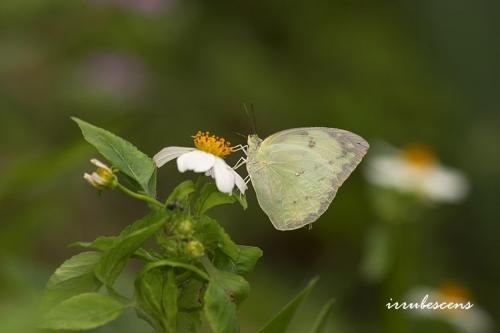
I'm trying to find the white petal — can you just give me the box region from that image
[448,305,493,333]
[153,146,195,168]
[232,169,247,194]
[365,155,413,189]
[212,157,235,194]
[177,150,215,173]
[83,173,94,184]
[423,165,469,202]
[90,158,111,171]
[84,172,105,186]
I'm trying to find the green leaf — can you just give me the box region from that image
[204,280,239,333]
[71,236,116,251]
[178,278,204,310]
[70,236,159,261]
[195,183,247,215]
[136,268,164,319]
[215,245,263,275]
[203,260,250,333]
[42,252,101,310]
[235,246,263,274]
[213,270,250,305]
[308,299,334,333]
[234,193,248,210]
[177,311,202,333]
[71,236,157,261]
[259,277,319,333]
[95,209,168,285]
[147,168,158,198]
[72,117,156,196]
[136,261,206,332]
[40,292,126,330]
[166,180,196,205]
[163,269,178,332]
[195,216,239,261]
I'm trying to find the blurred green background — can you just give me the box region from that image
[1,0,499,332]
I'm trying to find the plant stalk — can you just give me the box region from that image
[117,183,164,208]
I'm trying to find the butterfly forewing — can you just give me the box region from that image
[247,127,368,230]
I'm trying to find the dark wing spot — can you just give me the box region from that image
[308,137,316,148]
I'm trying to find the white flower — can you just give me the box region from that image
[365,143,469,203]
[84,158,117,189]
[406,285,493,333]
[153,131,247,195]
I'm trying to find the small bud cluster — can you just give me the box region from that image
[162,217,205,259]
[186,240,205,258]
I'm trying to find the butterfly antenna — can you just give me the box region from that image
[243,103,257,134]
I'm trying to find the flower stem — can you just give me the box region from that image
[116,183,164,208]
[140,259,209,281]
[199,255,217,276]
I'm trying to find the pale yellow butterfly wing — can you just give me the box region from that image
[247,127,369,230]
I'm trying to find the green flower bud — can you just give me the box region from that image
[177,219,193,236]
[186,240,204,258]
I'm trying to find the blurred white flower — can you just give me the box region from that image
[154,131,247,195]
[407,284,493,333]
[365,144,469,203]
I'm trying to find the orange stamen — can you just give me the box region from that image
[192,131,233,157]
[402,144,436,168]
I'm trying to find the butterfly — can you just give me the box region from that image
[243,127,369,230]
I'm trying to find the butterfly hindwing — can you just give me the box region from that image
[247,127,368,230]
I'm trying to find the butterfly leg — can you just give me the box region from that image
[232,144,248,155]
[244,175,251,184]
[233,157,247,170]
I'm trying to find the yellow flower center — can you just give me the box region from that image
[192,131,233,157]
[97,167,114,182]
[402,144,436,168]
[437,283,472,313]
[438,283,470,303]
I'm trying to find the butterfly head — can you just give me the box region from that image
[247,134,262,155]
